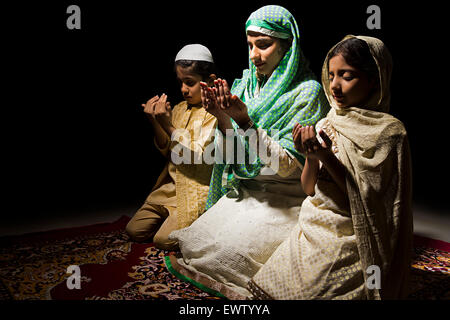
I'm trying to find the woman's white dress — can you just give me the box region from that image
[168,127,306,298]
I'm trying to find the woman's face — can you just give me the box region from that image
[175,65,203,105]
[247,31,286,77]
[328,54,375,108]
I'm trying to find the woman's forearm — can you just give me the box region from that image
[216,117,234,163]
[301,157,319,196]
[217,117,233,135]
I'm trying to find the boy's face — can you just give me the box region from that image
[176,65,202,105]
[328,54,375,108]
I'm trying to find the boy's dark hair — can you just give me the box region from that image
[174,60,217,81]
[329,38,379,80]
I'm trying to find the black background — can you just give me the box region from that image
[3,0,449,227]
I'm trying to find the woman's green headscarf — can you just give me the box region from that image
[205,5,329,210]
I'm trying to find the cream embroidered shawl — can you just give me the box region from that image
[324,36,413,299]
[250,35,413,300]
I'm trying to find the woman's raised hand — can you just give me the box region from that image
[214,79,231,109]
[200,81,230,121]
[214,79,250,128]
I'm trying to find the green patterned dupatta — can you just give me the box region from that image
[205,5,329,210]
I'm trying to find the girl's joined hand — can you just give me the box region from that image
[301,126,333,161]
[292,123,305,154]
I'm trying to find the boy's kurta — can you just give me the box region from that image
[146,101,217,229]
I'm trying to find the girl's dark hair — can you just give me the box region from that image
[174,60,217,81]
[329,38,379,80]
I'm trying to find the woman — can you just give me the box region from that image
[248,36,413,300]
[165,5,329,299]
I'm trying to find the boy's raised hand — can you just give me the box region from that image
[153,93,172,129]
[142,95,160,117]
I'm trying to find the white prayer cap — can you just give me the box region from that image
[174,44,214,63]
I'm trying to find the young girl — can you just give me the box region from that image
[248,36,413,300]
[126,44,218,250]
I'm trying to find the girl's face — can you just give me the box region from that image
[247,31,286,77]
[328,54,375,108]
[175,65,203,105]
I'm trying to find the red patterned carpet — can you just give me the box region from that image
[0,216,448,300]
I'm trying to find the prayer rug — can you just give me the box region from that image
[0,216,219,300]
[0,216,448,300]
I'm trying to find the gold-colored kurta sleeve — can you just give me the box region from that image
[153,132,171,158]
